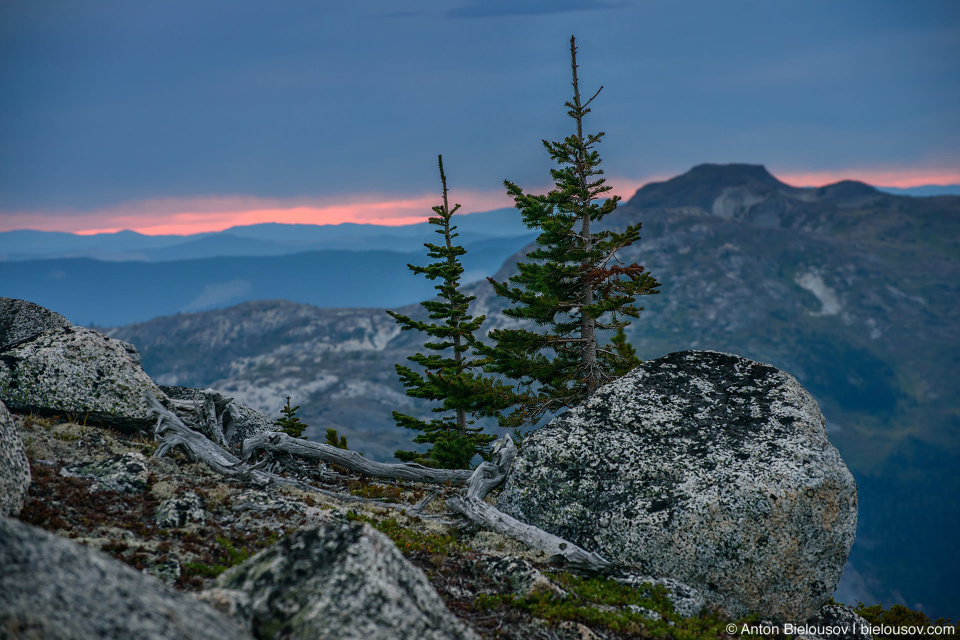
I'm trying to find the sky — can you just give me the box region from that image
[1,0,958,235]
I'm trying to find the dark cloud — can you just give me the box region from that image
[445,0,627,19]
[0,1,957,214]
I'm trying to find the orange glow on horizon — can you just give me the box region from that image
[2,166,957,236]
[2,190,517,236]
[776,167,960,189]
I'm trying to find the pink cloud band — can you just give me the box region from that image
[1,166,957,236]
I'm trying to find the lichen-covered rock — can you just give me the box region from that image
[0,400,30,516]
[0,325,167,431]
[156,492,207,527]
[196,588,253,629]
[476,556,567,598]
[800,603,874,640]
[161,385,275,447]
[0,297,72,350]
[214,519,480,640]
[609,571,706,619]
[147,558,182,586]
[497,350,858,622]
[555,621,601,640]
[0,515,253,640]
[61,452,149,493]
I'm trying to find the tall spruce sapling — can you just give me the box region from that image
[387,155,515,469]
[483,35,660,431]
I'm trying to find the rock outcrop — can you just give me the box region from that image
[0,324,166,432]
[0,515,253,640]
[155,491,207,528]
[0,400,30,516]
[61,451,150,493]
[801,603,874,640]
[497,350,858,622]
[0,297,72,350]
[212,519,480,640]
[216,519,478,640]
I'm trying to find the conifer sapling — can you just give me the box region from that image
[483,35,660,431]
[387,155,514,468]
[274,396,308,439]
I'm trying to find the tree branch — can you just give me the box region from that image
[445,436,612,572]
[241,431,474,485]
[144,391,400,505]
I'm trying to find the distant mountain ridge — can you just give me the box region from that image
[0,207,529,262]
[0,206,536,326]
[106,162,960,620]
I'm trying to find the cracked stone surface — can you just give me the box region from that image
[0,515,253,640]
[0,325,166,432]
[0,400,30,516]
[61,452,149,494]
[0,297,72,351]
[213,519,480,640]
[497,350,858,622]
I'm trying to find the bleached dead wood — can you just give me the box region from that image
[241,431,474,485]
[447,496,612,572]
[446,436,613,573]
[148,390,614,571]
[145,391,395,505]
[164,388,236,447]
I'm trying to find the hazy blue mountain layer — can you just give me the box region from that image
[0,207,528,262]
[103,163,958,619]
[0,233,535,327]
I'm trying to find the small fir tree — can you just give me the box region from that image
[325,428,348,449]
[274,396,307,439]
[387,155,514,468]
[483,36,660,430]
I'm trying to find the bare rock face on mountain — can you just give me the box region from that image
[0,400,30,516]
[0,297,73,350]
[212,519,480,640]
[497,350,858,622]
[0,325,166,432]
[0,515,253,640]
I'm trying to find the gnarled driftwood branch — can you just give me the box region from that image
[241,431,473,485]
[148,390,613,572]
[145,391,392,505]
[446,436,612,572]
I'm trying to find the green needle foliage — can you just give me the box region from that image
[325,428,348,450]
[483,36,660,430]
[274,396,307,439]
[387,155,515,468]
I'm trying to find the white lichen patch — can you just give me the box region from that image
[497,350,858,623]
[0,326,165,424]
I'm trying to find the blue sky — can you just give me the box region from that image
[1,0,958,233]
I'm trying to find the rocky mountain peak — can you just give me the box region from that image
[619,163,895,231]
[811,179,881,204]
[624,163,792,212]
